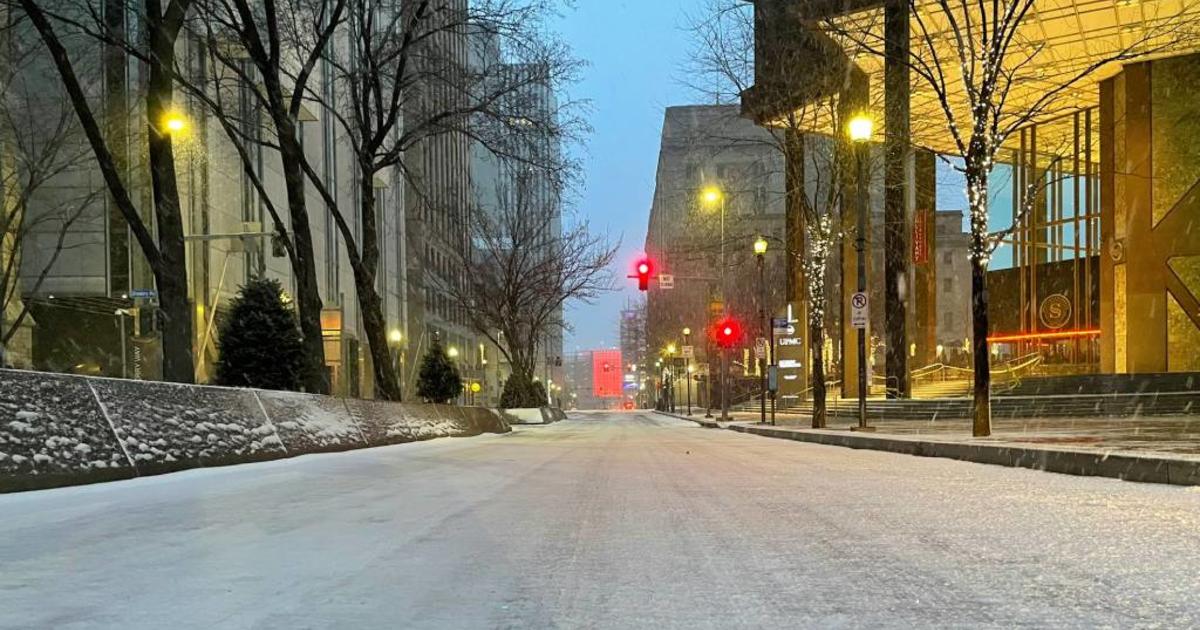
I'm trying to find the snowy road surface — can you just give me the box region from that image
[2,412,1199,629]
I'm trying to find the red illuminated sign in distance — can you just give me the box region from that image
[592,350,623,399]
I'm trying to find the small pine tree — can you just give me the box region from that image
[215,277,306,391]
[417,337,463,404]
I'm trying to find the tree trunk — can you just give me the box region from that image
[354,268,402,401]
[970,255,991,436]
[966,166,991,437]
[810,318,827,429]
[277,127,329,394]
[352,171,402,400]
[146,3,194,384]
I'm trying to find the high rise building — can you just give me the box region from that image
[644,105,788,406]
[5,1,479,401]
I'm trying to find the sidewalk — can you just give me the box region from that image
[657,410,1200,486]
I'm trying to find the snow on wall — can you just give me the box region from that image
[258,391,366,453]
[0,371,132,480]
[91,379,287,471]
[345,400,461,445]
[0,369,511,492]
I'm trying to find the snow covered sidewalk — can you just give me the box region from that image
[658,411,1200,485]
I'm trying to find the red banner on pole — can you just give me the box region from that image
[912,209,930,265]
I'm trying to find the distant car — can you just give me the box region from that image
[623,401,635,410]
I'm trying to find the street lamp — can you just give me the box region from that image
[162,111,188,135]
[700,185,729,423]
[754,236,770,425]
[682,327,693,416]
[848,114,874,143]
[447,346,460,359]
[849,113,873,431]
[388,329,404,398]
[664,343,678,413]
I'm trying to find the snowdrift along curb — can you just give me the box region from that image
[0,369,510,493]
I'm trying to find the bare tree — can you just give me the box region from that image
[33,0,348,392]
[298,0,586,400]
[178,0,348,394]
[821,0,1199,435]
[0,49,99,364]
[443,171,616,390]
[15,0,197,382]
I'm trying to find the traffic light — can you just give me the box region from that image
[635,258,653,291]
[714,316,741,349]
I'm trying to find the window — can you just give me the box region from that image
[943,278,953,293]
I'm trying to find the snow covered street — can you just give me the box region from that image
[2,412,1199,628]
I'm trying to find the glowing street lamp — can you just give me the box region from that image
[447,346,460,359]
[162,111,189,135]
[753,235,771,425]
[753,236,769,257]
[848,114,874,143]
[700,186,723,206]
[388,329,403,344]
[848,111,873,431]
[681,327,693,416]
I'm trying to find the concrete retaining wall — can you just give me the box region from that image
[0,369,510,493]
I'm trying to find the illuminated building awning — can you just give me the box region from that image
[747,0,1200,153]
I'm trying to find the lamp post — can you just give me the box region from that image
[701,186,727,423]
[682,327,692,416]
[754,236,769,425]
[388,329,404,400]
[656,359,664,410]
[849,113,874,431]
[665,343,677,413]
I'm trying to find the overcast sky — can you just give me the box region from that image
[555,0,705,354]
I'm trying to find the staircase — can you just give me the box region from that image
[775,370,1200,421]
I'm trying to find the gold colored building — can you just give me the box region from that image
[746,0,1200,385]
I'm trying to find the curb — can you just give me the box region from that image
[655,410,721,429]
[726,423,1200,487]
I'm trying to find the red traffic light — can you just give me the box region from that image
[714,316,742,349]
[635,258,653,291]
